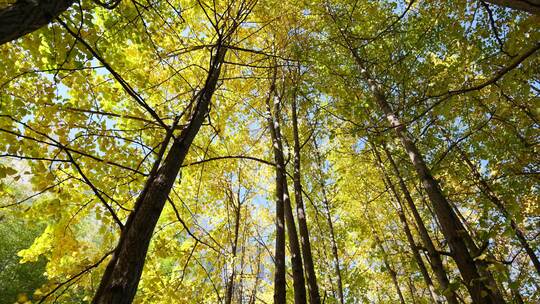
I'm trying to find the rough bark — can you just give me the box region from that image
[291,96,321,304]
[382,145,459,304]
[92,43,227,304]
[371,146,443,304]
[0,0,75,45]
[313,139,345,304]
[484,0,540,15]
[267,88,307,304]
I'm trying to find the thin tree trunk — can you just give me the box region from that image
[249,248,263,304]
[451,140,540,275]
[371,227,406,304]
[407,276,418,304]
[363,78,505,302]
[265,70,287,304]
[313,139,345,304]
[92,43,228,304]
[371,146,443,304]
[291,95,321,304]
[267,86,307,304]
[0,0,75,45]
[340,21,504,299]
[283,182,308,304]
[382,145,459,304]
[224,188,242,304]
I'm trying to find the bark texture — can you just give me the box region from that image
[0,0,75,45]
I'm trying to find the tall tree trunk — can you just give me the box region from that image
[381,145,459,304]
[291,95,321,304]
[92,43,228,304]
[371,146,443,304]
[265,71,287,304]
[313,139,345,304]
[448,199,508,304]
[371,226,406,304]
[371,85,505,303]
[283,179,308,304]
[267,86,307,304]
[0,0,75,45]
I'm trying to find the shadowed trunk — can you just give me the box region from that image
[92,43,227,304]
[265,70,287,304]
[381,145,459,304]
[372,87,505,303]
[371,145,443,304]
[291,95,321,304]
[0,0,75,45]
[267,83,307,304]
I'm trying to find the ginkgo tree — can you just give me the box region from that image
[0,0,538,303]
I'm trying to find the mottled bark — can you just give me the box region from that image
[267,87,307,304]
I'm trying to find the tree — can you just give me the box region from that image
[1,0,538,303]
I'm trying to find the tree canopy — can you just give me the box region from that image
[0,0,538,303]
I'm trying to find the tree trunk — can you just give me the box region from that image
[372,87,505,303]
[313,139,345,304]
[291,95,321,304]
[484,0,540,15]
[371,146,443,304]
[0,0,75,45]
[371,227,406,304]
[224,189,242,304]
[381,145,459,304]
[265,71,287,304]
[267,86,307,304]
[452,141,540,275]
[92,44,227,304]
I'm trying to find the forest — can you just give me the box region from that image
[0,0,538,303]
